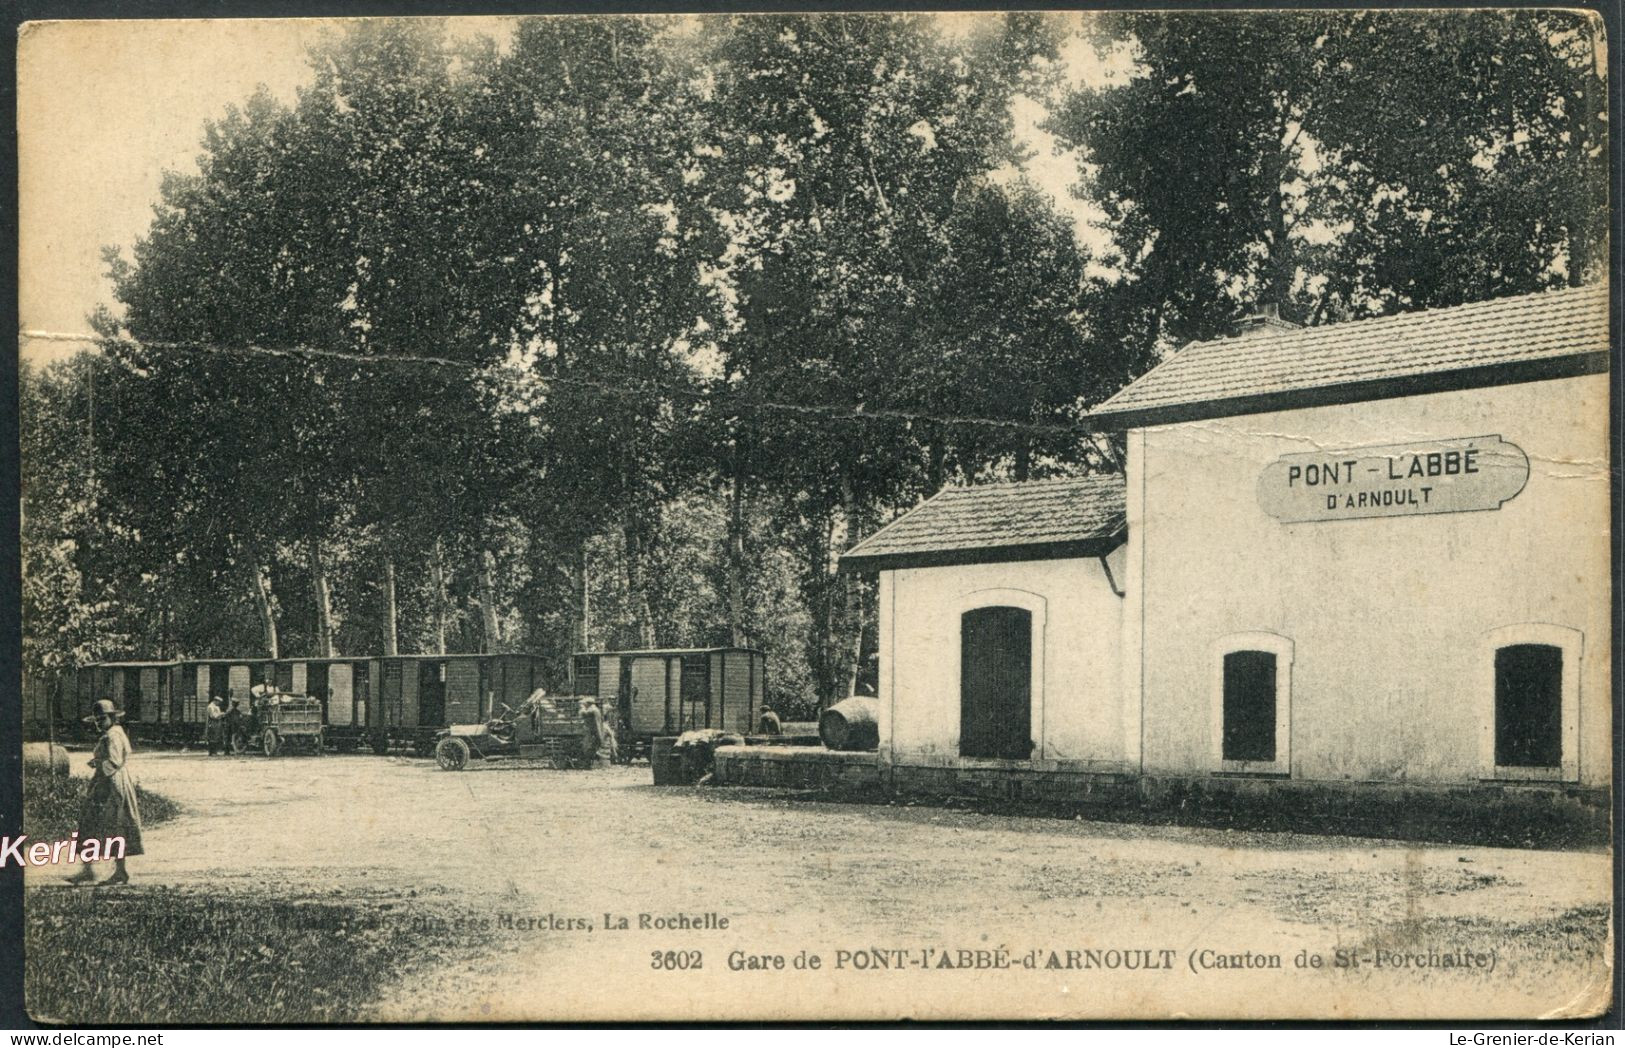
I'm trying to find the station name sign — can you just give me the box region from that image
[1258,435,1529,523]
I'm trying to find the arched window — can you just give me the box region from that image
[1210,632,1293,775]
[1482,624,1582,781]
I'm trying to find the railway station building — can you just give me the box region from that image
[840,283,1611,810]
[839,474,1130,774]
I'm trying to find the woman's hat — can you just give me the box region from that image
[82,699,125,725]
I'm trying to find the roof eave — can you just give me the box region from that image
[1084,351,1610,432]
[574,647,764,657]
[838,531,1126,574]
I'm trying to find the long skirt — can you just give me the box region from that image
[78,772,144,857]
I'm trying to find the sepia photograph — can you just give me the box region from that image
[11,4,1617,1028]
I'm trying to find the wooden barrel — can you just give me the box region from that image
[650,736,684,785]
[819,698,880,752]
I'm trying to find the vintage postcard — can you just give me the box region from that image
[15,8,1614,1026]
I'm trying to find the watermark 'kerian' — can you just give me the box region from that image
[1,834,127,867]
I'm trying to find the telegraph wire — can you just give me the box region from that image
[19,327,1110,440]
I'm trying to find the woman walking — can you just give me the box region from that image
[66,700,143,886]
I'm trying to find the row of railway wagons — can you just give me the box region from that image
[45,654,552,754]
[30,646,765,757]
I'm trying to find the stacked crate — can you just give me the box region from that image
[529,694,586,737]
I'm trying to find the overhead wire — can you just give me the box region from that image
[19,327,1111,440]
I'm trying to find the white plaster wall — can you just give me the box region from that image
[881,554,1127,768]
[1134,374,1611,786]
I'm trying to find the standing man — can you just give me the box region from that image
[222,694,246,754]
[579,698,605,767]
[601,708,620,765]
[204,695,227,756]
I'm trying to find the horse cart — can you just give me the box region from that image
[433,691,596,771]
[230,686,324,756]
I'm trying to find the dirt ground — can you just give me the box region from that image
[26,750,1614,1022]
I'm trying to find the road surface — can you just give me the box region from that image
[27,750,1613,1021]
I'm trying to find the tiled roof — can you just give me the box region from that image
[1087,283,1610,429]
[840,473,1126,572]
[576,647,760,657]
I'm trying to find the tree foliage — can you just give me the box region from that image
[21,11,1609,713]
[1049,9,1608,353]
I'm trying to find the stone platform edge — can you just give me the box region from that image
[710,745,1610,849]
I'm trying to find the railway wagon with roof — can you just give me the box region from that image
[571,647,766,756]
[55,653,554,753]
[362,652,552,755]
[60,657,275,743]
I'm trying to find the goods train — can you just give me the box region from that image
[29,646,767,757]
[32,653,554,755]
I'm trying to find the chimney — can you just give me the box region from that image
[1235,301,1298,338]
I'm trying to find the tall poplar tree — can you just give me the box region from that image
[705,13,1096,704]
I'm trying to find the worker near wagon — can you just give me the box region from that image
[204,695,227,756]
[579,698,605,767]
[757,706,782,736]
[222,694,247,752]
[600,708,620,765]
[66,700,143,886]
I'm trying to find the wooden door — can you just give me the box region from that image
[328,663,353,726]
[227,664,251,702]
[629,657,667,735]
[182,665,202,721]
[139,668,159,722]
[601,657,627,731]
[444,659,480,724]
[308,662,329,712]
[382,660,404,727]
[959,607,1032,760]
[418,660,446,727]
[172,666,189,722]
[1221,651,1277,762]
[351,661,370,727]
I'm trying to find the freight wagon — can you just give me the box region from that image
[23,673,58,741]
[360,653,553,755]
[59,658,275,744]
[269,656,376,751]
[570,647,765,757]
